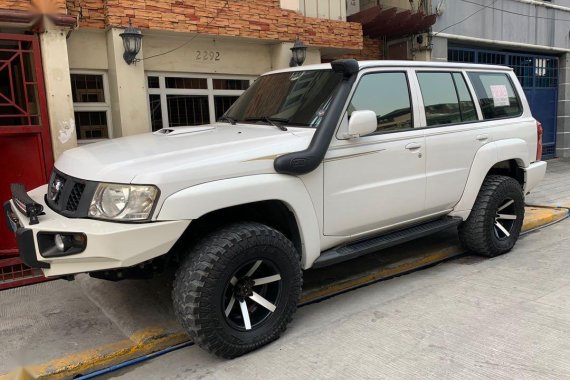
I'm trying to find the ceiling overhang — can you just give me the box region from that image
[348,6,437,39]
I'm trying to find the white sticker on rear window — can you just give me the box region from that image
[490,85,510,107]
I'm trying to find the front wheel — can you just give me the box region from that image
[172,222,302,358]
[459,175,525,257]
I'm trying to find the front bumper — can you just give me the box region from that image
[4,185,189,277]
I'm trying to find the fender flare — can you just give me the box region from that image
[451,139,530,219]
[156,174,321,269]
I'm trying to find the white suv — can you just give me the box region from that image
[5,60,546,358]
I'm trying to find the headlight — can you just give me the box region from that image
[89,183,159,221]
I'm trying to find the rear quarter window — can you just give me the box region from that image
[467,72,522,120]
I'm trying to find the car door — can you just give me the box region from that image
[323,69,426,237]
[416,70,487,214]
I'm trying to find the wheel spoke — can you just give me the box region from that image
[249,291,276,312]
[497,213,517,220]
[253,274,281,286]
[245,260,263,277]
[497,199,514,212]
[495,221,511,237]
[239,300,252,330]
[225,295,236,317]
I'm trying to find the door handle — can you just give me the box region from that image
[476,134,489,142]
[405,142,422,150]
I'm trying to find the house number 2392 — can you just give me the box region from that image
[196,50,221,61]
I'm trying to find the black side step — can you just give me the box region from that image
[312,217,463,269]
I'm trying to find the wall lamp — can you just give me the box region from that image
[120,21,143,65]
[289,37,308,67]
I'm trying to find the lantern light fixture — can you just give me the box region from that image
[119,21,143,65]
[289,37,308,67]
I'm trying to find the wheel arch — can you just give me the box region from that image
[157,175,321,268]
[451,139,529,219]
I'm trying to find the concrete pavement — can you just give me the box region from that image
[527,158,570,206]
[104,215,570,380]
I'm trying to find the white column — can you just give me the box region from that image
[39,20,77,159]
[106,28,150,137]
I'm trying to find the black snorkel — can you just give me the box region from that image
[273,59,360,175]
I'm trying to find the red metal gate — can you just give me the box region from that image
[0,33,53,288]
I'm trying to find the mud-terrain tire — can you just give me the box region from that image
[458,175,525,257]
[172,222,302,359]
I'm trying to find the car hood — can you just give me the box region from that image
[55,124,314,194]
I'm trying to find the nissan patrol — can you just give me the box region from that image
[4,59,546,358]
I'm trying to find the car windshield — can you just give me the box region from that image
[224,69,343,128]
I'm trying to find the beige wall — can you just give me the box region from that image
[67,30,108,70]
[68,29,324,75]
[142,35,273,75]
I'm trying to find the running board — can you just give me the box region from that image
[312,217,463,269]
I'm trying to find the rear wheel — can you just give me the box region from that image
[172,222,302,358]
[458,175,525,257]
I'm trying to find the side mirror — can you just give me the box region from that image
[347,110,377,138]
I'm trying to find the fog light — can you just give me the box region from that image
[54,234,70,252]
[39,232,87,258]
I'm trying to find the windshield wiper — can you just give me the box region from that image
[245,117,288,131]
[218,115,237,125]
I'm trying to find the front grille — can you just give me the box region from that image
[66,183,85,212]
[46,170,97,218]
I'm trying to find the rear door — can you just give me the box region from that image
[421,70,526,214]
[416,70,485,214]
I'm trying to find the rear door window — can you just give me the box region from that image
[467,72,522,120]
[416,72,477,127]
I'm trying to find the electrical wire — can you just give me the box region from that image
[459,0,570,22]
[433,0,498,36]
[141,0,230,61]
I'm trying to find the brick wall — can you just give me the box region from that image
[66,0,105,28]
[324,36,383,61]
[65,0,362,50]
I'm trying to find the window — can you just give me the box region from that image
[468,72,522,120]
[225,70,343,128]
[348,72,412,133]
[70,72,112,141]
[147,74,253,131]
[417,72,477,127]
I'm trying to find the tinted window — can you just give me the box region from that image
[417,72,478,127]
[348,72,412,133]
[468,72,522,120]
